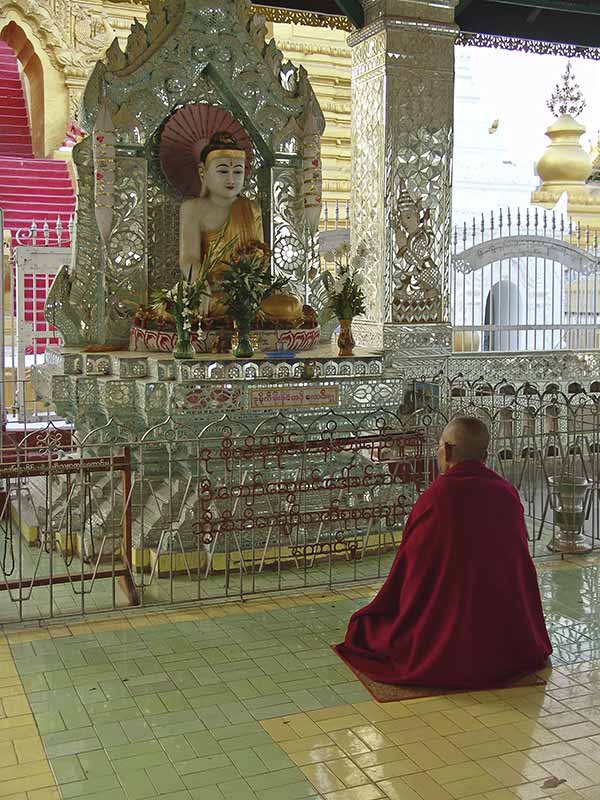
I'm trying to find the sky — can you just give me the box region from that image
[453,45,600,222]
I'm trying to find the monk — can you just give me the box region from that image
[335,416,552,689]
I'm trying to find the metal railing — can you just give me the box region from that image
[0,375,597,623]
[452,209,600,352]
[11,216,75,248]
[320,199,350,230]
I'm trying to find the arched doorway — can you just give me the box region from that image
[1,22,44,157]
[483,279,521,351]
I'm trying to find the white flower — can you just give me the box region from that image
[350,254,365,273]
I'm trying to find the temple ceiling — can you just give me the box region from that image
[256,0,600,48]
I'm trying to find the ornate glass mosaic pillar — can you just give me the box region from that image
[349,0,457,355]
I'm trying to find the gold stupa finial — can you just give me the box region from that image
[547,61,586,119]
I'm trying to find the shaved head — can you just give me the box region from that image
[438,416,490,473]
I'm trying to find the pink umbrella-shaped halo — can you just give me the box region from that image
[160,104,253,198]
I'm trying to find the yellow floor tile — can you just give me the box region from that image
[482,710,532,728]
[260,717,300,742]
[444,773,503,798]
[525,743,580,763]
[406,698,458,715]
[388,726,436,747]
[421,712,464,736]
[0,715,31,731]
[290,745,347,766]
[426,736,471,766]
[403,771,454,800]
[352,702,394,723]
[443,709,487,732]
[459,738,515,761]
[0,763,51,784]
[324,786,385,800]
[326,757,371,787]
[0,726,39,745]
[0,773,55,798]
[25,790,60,800]
[378,716,433,735]
[319,714,369,733]
[476,756,528,787]
[400,741,446,770]
[490,723,543,751]
[14,737,46,764]
[543,758,593,790]
[302,762,346,793]
[514,721,560,746]
[363,758,420,783]
[375,776,422,800]
[2,696,30,718]
[463,702,516,719]
[429,762,488,785]
[284,713,323,739]
[309,705,358,722]
[448,729,503,748]
[352,724,394,751]
[329,730,372,756]
[564,754,600,783]
[554,723,600,741]
[280,734,334,754]
[354,746,408,769]
[499,753,550,782]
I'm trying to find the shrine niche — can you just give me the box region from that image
[46,0,325,348]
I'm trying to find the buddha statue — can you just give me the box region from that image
[179,131,303,325]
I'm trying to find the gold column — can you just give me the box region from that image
[349,0,457,353]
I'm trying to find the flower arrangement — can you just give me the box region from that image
[321,242,367,356]
[147,231,236,358]
[151,277,209,358]
[221,240,289,357]
[321,242,367,322]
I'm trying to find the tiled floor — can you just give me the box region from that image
[2,556,600,800]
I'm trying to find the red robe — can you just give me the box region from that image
[335,460,552,689]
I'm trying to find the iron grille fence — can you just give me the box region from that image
[452,209,600,352]
[0,375,598,622]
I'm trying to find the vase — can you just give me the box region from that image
[173,328,195,359]
[337,319,355,357]
[547,475,592,553]
[233,321,253,358]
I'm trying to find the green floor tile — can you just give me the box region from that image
[35,710,66,735]
[183,764,242,789]
[78,749,115,777]
[247,767,306,792]
[121,717,156,743]
[252,744,295,772]
[59,773,122,799]
[95,722,130,748]
[254,781,320,800]
[159,734,198,763]
[119,768,157,800]
[160,690,192,712]
[184,731,224,758]
[147,763,186,794]
[228,747,270,777]
[50,754,87,784]
[218,777,258,800]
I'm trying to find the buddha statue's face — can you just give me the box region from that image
[200,154,246,202]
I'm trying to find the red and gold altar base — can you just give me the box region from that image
[129,323,321,354]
